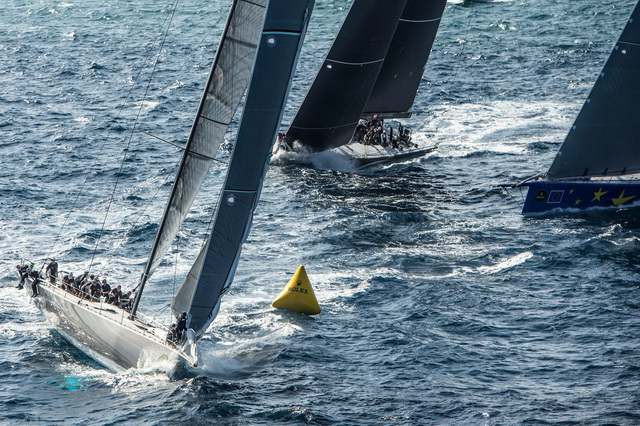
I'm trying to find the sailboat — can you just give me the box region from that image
[274,0,447,169]
[21,0,315,374]
[510,1,640,215]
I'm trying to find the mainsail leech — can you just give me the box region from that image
[363,0,447,118]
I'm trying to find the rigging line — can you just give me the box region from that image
[90,0,182,271]
[150,303,172,325]
[97,156,182,277]
[97,1,232,278]
[44,0,185,271]
[99,143,230,274]
[415,1,475,137]
[404,5,474,139]
[138,129,186,149]
[500,185,523,210]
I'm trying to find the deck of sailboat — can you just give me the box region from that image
[272,141,436,170]
[20,0,316,375]
[26,278,191,372]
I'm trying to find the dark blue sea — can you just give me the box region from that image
[2,0,640,424]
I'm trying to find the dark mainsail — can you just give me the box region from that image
[171,0,315,336]
[132,0,269,318]
[363,0,447,119]
[285,0,408,152]
[547,2,640,180]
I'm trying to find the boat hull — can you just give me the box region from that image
[520,179,640,215]
[27,280,193,373]
[334,143,436,168]
[273,142,436,169]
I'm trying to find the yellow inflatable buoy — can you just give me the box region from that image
[271,265,321,315]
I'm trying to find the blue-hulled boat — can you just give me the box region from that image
[512,1,640,215]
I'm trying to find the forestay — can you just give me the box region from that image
[547,2,640,180]
[285,0,408,152]
[172,0,316,337]
[363,0,447,119]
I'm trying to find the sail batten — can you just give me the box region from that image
[547,2,640,180]
[327,58,386,66]
[171,1,316,336]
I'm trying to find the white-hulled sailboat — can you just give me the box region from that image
[21,0,315,374]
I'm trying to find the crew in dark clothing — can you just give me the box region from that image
[89,279,101,299]
[175,312,188,343]
[166,324,179,345]
[30,271,41,297]
[16,264,30,289]
[101,279,111,295]
[108,285,122,305]
[120,291,132,311]
[75,270,89,289]
[61,274,73,291]
[45,258,58,284]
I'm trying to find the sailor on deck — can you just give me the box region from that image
[45,258,58,284]
[30,271,41,297]
[176,312,188,343]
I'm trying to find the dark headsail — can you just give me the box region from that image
[363,0,447,119]
[131,0,267,318]
[285,0,408,152]
[171,1,315,336]
[547,2,640,180]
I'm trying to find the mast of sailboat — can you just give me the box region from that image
[131,0,270,318]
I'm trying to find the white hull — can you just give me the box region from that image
[26,280,195,373]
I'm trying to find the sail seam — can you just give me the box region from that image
[187,150,218,162]
[242,0,266,9]
[326,58,385,66]
[618,40,640,47]
[400,18,441,23]
[225,34,260,50]
[199,114,230,127]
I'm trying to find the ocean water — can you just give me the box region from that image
[1,0,640,424]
